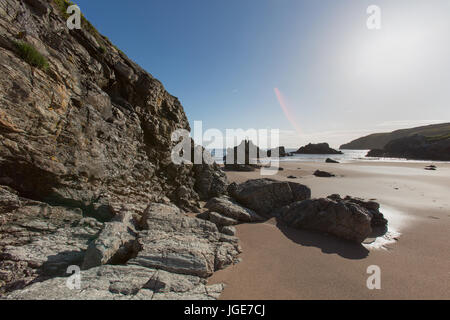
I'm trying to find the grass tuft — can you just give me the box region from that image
[14,41,49,71]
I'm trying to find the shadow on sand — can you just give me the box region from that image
[275,220,370,260]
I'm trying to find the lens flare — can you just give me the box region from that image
[274,88,302,135]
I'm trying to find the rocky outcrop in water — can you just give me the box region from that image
[294,143,343,155]
[267,146,287,157]
[223,140,262,171]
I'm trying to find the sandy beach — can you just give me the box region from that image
[209,161,450,299]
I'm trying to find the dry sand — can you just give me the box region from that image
[208,161,450,299]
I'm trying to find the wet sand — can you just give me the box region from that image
[209,161,450,299]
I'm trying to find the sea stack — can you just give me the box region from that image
[294,143,343,155]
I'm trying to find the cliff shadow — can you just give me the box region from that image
[275,220,370,260]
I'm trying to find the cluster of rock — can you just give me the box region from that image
[294,143,343,155]
[1,188,240,299]
[223,141,290,172]
[1,174,389,299]
[224,179,387,243]
[366,134,450,161]
[223,140,261,171]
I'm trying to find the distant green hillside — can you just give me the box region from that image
[340,123,450,150]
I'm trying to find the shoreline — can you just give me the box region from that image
[209,160,450,299]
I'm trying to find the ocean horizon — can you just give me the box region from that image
[209,149,449,164]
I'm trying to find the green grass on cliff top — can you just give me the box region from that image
[53,0,99,37]
[52,0,122,54]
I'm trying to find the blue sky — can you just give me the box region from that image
[75,0,450,148]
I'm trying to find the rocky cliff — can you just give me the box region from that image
[340,123,450,150]
[366,134,450,161]
[0,0,231,298]
[0,0,229,214]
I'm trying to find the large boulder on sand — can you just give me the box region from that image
[328,195,388,229]
[276,195,387,243]
[228,179,311,216]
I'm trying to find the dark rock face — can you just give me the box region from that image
[0,0,226,214]
[326,158,339,163]
[366,135,450,161]
[313,170,335,177]
[228,179,311,216]
[294,143,343,155]
[225,179,388,243]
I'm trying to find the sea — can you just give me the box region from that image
[208,149,446,164]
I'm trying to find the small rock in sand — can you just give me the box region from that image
[313,170,335,177]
